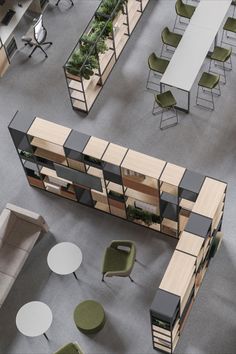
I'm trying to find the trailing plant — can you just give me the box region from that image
[127,205,160,226]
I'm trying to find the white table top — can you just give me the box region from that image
[47,242,83,275]
[16,301,53,337]
[161,0,232,92]
[191,0,232,30]
[0,0,33,44]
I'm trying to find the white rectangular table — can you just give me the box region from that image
[160,0,232,112]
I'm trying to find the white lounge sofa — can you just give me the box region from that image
[0,203,48,308]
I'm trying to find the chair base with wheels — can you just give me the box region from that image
[56,0,74,6]
[146,53,169,91]
[152,91,178,130]
[209,46,232,84]
[196,72,221,111]
[26,41,52,58]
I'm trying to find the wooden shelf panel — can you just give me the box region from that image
[35,148,67,165]
[125,188,158,206]
[192,177,227,219]
[128,6,142,33]
[177,232,204,258]
[99,48,115,74]
[102,143,128,165]
[27,176,44,189]
[28,117,71,146]
[115,33,129,58]
[106,181,123,194]
[110,205,126,219]
[159,250,196,300]
[95,201,110,213]
[41,167,71,184]
[101,55,116,84]
[83,136,109,159]
[160,163,186,187]
[121,149,166,179]
[122,175,158,196]
[71,82,102,111]
[31,137,65,156]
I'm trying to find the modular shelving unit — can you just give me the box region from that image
[63,0,150,113]
[9,113,227,353]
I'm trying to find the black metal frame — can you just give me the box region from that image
[209,55,232,84]
[196,81,221,111]
[152,97,179,130]
[63,0,150,113]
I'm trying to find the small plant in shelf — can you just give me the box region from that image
[66,50,99,80]
[127,205,159,226]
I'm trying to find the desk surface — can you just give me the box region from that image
[161,0,231,92]
[0,0,33,44]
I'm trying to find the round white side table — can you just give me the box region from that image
[47,242,82,279]
[16,301,52,340]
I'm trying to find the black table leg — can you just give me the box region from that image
[73,272,78,280]
[43,333,49,340]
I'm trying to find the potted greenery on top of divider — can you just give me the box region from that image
[66,0,128,80]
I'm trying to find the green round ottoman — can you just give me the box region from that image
[74,300,105,334]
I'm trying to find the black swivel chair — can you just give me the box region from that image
[56,0,74,6]
[22,15,52,58]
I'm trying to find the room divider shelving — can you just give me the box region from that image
[63,0,150,113]
[9,112,227,353]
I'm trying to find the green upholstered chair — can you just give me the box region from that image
[196,72,221,110]
[174,0,196,32]
[160,27,182,58]
[221,17,236,49]
[146,53,170,91]
[101,240,136,282]
[74,300,105,334]
[152,90,178,130]
[54,342,83,354]
[209,46,232,84]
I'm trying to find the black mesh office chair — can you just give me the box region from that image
[22,15,52,58]
[56,0,74,6]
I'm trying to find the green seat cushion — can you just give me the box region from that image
[148,53,169,74]
[176,0,196,19]
[102,247,129,273]
[162,28,182,48]
[54,343,81,354]
[211,46,232,62]
[223,17,236,32]
[155,91,176,109]
[74,300,105,334]
[198,72,220,89]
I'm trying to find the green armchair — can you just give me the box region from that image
[101,240,136,282]
[54,342,83,354]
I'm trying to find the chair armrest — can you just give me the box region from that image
[6,203,49,232]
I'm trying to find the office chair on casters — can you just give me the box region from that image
[56,0,74,6]
[22,15,52,58]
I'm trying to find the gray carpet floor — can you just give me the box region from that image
[0,0,236,353]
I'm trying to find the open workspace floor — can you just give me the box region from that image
[0,1,236,354]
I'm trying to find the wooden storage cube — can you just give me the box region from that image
[110,206,126,219]
[161,219,178,238]
[122,174,158,196]
[177,231,204,270]
[27,176,44,189]
[67,158,86,172]
[159,251,196,314]
[154,342,171,353]
[91,190,107,204]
